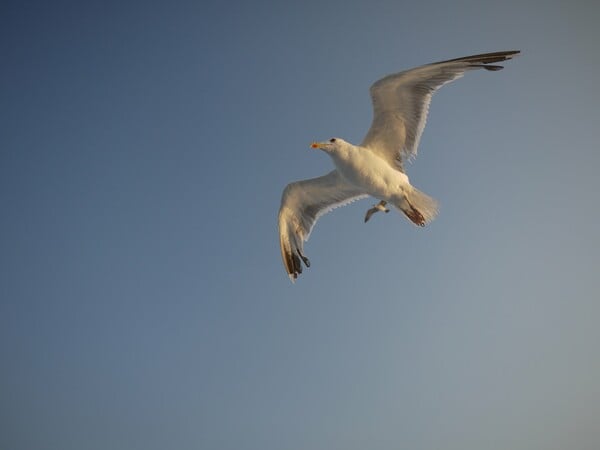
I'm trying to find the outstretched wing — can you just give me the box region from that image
[278,170,367,282]
[361,50,520,170]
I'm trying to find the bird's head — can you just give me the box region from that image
[310,137,345,153]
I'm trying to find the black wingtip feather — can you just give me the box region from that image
[437,50,520,66]
[292,253,302,275]
[472,64,505,71]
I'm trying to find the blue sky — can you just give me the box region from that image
[1,1,599,449]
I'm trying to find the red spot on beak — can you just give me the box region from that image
[310,143,319,149]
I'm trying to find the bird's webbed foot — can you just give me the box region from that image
[404,202,426,227]
[364,200,390,223]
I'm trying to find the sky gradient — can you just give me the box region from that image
[1,1,599,449]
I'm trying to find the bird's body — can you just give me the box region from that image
[322,139,436,225]
[327,139,410,201]
[278,50,520,281]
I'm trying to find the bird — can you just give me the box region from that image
[278,50,519,282]
[364,200,391,223]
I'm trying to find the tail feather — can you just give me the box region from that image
[399,187,439,226]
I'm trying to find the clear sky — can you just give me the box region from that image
[1,1,599,449]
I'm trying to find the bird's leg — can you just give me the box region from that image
[403,201,426,227]
[364,200,390,223]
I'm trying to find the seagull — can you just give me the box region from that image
[278,50,519,282]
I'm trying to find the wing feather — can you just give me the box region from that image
[278,170,366,282]
[361,50,520,169]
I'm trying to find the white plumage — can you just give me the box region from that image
[279,51,519,282]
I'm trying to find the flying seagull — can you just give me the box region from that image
[278,50,519,282]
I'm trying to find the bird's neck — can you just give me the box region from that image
[328,142,362,169]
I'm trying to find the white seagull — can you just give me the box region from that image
[278,50,519,282]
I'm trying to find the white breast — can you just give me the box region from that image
[330,145,410,199]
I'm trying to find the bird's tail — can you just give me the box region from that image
[396,187,439,227]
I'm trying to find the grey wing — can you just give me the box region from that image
[278,170,367,282]
[361,50,520,170]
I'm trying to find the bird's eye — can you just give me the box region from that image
[329,138,336,143]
